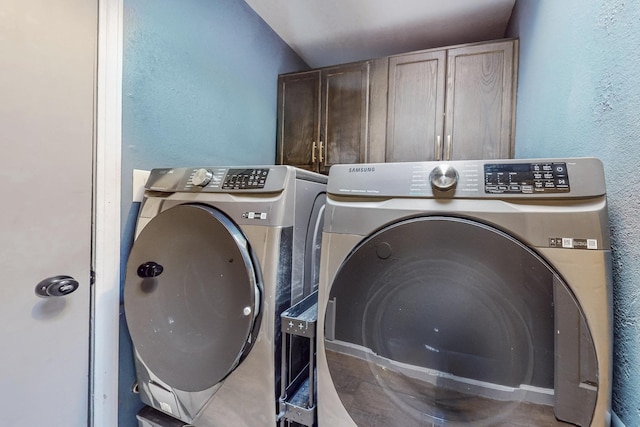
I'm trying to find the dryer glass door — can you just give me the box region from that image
[125,204,261,392]
[324,216,597,426]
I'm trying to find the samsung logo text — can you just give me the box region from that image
[348,167,376,173]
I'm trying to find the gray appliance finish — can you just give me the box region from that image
[124,165,326,426]
[317,158,612,427]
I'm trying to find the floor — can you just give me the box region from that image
[326,350,576,427]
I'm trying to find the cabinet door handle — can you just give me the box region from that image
[446,135,452,161]
[435,135,442,160]
[312,141,316,163]
[319,141,324,163]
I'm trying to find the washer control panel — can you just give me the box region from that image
[484,162,570,194]
[221,168,270,190]
[145,166,288,193]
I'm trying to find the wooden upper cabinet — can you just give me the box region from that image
[386,50,446,162]
[277,62,372,173]
[445,40,516,160]
[276,71,320,170]
[320,62,370,174]
[386,39,518,161]
[277,39,518,170]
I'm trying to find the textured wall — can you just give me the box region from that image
[121,0,308,220]
[120,0,308,424]
[507,1,640,424]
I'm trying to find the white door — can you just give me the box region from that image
[0,0,97,425]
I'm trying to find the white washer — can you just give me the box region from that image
[124,165,326,426]
[318,158,612,426]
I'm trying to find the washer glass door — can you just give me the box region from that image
[324,216,597,426]
[125,204,261,392]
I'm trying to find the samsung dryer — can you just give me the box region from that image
[317,159,612,426]
[124,165,326,426]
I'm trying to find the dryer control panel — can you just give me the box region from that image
[484,162,570,194]
[327,158,605,199]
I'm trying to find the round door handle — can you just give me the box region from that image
[35,275,79,297]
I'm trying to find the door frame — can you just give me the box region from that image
[93,0,123,425]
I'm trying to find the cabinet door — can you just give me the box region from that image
[276,71,320,170]
[444,40,517,160]
[320,62,370,173]
[386,50,446,162]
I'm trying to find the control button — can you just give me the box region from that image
[192,168,213,187]
[430,164,458,191]
[544,181,555,188]
[509,185,521,192]
[534,172,543,179]
[556,177,570,190]
[521,185,533,193]
[553,163,567,175]
[542,164,553,171]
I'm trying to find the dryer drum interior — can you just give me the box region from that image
[324,216,597,426]
[124,204,262,393]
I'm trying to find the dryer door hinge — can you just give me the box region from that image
[90,270,96,286]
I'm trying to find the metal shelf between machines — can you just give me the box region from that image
[278,291,318,427]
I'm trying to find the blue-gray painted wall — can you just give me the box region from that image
[120,0,307,424]
[507,1,640,425]
[122,0,307,220]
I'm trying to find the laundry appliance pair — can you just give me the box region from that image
[317,158,613,427]
[124,165,326,426]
